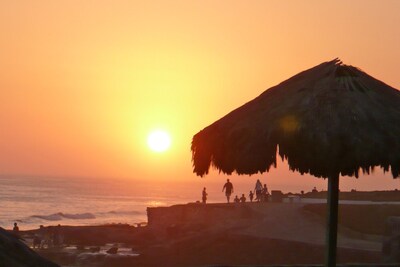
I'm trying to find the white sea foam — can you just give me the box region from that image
[31,212,96,221]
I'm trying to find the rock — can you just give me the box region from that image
[89,246,101,253]
[106,246,118,254]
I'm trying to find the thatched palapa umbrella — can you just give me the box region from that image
[191,59,400,267]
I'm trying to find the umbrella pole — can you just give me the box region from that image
[325,174,339,267]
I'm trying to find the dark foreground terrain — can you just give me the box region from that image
[16,202,399,267]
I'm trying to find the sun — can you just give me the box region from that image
[147,130,171,152]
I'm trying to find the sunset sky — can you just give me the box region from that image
[1,1,400,193]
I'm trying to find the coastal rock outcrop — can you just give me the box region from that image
[0,227,59,267]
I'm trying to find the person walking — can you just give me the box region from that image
[222,179,234,203]
[202,187,208,204]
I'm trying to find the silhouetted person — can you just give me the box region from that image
[254,179,262,202]
[222,179,234,203]
[33,234,42,249]
[240,194,246,203]
[312,186,318,193]
[53,224,63,247]
[13,222,19,235]
[32,225,45,249]
[234,195,240,203]
[202,187,208,204]
[42,226,52,248]
[262,184,269,202]
[249,191,254,202]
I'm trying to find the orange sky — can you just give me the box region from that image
[1,0,400,192]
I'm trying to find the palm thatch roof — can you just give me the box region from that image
[191,59,400,179]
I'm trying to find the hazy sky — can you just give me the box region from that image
[1,1,400,192]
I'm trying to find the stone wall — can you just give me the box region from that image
[147,203,256,227]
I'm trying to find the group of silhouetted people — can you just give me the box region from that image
[253,179,270,202]
[222,179,247,203]
[201,178,270,204]
[233,179,269,203]
[32,224,64,249]
[11,222,64,249]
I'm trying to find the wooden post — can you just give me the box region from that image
[325,174,339,267]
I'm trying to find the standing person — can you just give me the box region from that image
[249,191,254,202]
[312,187,318,193]
[53,224,63,247]
[202,187,208,204]
[222,179,234,203]
[262,184,270,202]
[240,194,246,203]
[38,225,46,249]
[254,179,263,202]
[13,222,19,235]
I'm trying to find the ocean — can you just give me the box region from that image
[0,176,214,230]
[4,175,397,231]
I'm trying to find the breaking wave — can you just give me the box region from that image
[31,212,96,221]
[105,210,143,215]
